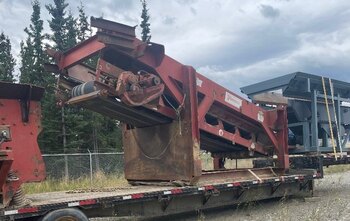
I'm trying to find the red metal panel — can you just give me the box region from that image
[198,95,214,123]
[200,122,267,155]
[0,99,45,206]
[59,36,106,70]
[183,65,200,142]
[275,106,289,170]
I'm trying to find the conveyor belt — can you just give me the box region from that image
[68,90,171,127]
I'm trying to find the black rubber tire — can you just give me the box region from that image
[41,208,88,221]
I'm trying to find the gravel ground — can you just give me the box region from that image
[93,170,350,221]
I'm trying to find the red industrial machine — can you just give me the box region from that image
[0,82,45,207]
[47,17,289,184]
[0,18,321,220]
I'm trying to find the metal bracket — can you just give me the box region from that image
[20,85,32,123]
[271,182,281,195]
[202,189,220,205]
[299,180,311,191]
[20,100,30,123]
[202,192,212,205]
[158,195,172,211]
[235,186,246,200]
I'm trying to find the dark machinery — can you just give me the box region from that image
[241,72,350,158]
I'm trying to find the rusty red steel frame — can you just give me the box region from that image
[48,17,289,183]
[0,82,46,207]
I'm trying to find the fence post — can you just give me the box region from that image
[64,155,69,181]
[88,150,93,190]
[92,126,100,171]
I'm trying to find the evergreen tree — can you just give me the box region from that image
[0,32,15,82]
[46,0,73,154]
[19,39,34,84]
[20,0,61,153]
[43,0,123,154]
[39,92,62,153]
[140,0,151,42]
[65,11,78,49]
[20,0,50,87]
[46,0,69,51]
[77,1,90,42]
[73,2,122,153]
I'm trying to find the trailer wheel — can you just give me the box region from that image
[41,208,88,221]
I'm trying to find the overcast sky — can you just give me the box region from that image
[1,0,350,93]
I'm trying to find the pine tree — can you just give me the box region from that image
[19,39,34,84]
[65,11,78,49]
[20,0,50,87]
[77,1,90,42]
[20,0,61,154]
[46,0,73,157]
[140,0,151,42]
[46,0,69,51]
[0,32,15,82]
[73,2,122,153]
[44,0,123,155]
[39,92,62,153]
[46,0,99,156]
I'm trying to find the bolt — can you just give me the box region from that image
[1,130,8,138]
[153,76,161,85]
[250,143,256,150]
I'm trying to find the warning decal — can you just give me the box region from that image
[224,92,242,109]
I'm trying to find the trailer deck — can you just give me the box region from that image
[2,169,320,220]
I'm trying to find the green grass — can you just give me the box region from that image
[22,161,350,195]
[323,164,350,174]
[23,171,128,194]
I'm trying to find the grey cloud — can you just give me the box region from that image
[260,4,280,19]
[176,21,300,72]
[170,1,350,92]
[110,0,135,10]
[86,0,136,12]
[238,8,245,14]
[190,7,197,15]
[198,25,350,93]
[163,16,176,25]
[122,14,139,24]
[2,0,350,94]
[294,10,350,35]
[175,0,197,5]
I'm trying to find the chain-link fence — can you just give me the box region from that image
[42,152,254,180]
[42,152,124,180]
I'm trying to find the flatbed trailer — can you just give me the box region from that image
[2,169,319,220]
